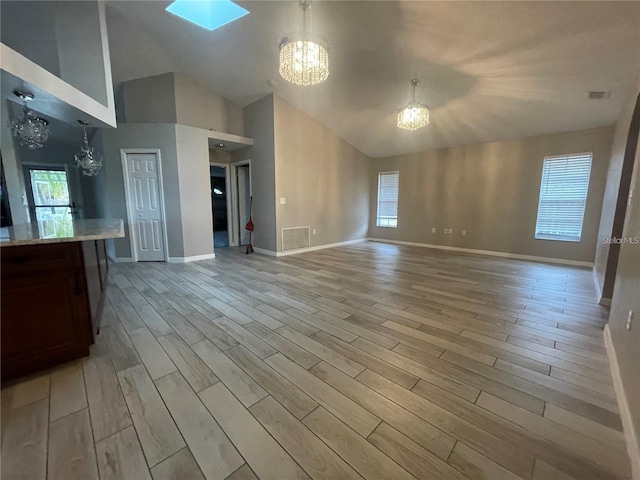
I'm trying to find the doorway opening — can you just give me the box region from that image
[210,165,229,248]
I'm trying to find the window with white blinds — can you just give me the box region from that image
[376,172,399,228]
[535,153,592,242]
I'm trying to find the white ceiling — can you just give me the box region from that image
[105,1,640,158]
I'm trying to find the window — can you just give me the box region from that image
[376,171,399,228]
[24,167,72,223]
[535,153,592,242]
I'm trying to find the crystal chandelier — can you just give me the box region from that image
[397,79,430,131]
[9,90,51,149]
[74,121,103,176]
[279,0,329,86]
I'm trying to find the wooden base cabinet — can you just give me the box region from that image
[1,240,108,382]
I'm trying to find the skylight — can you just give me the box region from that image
[166,0,249,31]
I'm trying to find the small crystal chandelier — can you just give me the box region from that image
[74,121,103,176]
[397,79,430,131]
[279,0,329,86]
[9,90,51,149]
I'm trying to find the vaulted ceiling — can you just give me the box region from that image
[105,1,640,158]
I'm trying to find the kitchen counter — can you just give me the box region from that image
[1,218,124,382]
[0,218,124,246]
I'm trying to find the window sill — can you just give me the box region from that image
[535,235,581,243]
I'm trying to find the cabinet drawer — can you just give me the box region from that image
[2,242,83,276]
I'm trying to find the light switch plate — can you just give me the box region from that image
[280,197,286,204]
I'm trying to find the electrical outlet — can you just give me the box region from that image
[447,228,452,234]
[462,230,466,236]
[443,228,447,234]
[280,197,286,204]
[432,227,436,233]
[312,229,317,235]
[626,310,633,331]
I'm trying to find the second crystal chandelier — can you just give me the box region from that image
[398,79,430,131]
[74,121,103,176]
[279,0,329,86]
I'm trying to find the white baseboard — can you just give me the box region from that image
[604,324,640,480]
[592,267,613,305]
[110,254,216,264]
[253,247,277,256]
[367,238,593,267]
[110,256,132,263]
[593,267,603,301]
[168,253,216,263]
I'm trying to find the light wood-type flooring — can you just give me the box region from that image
[1,242,630,480]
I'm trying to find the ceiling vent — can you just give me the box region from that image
[588,91,610,100]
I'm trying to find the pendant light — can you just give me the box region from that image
[74,121,103,176]
[8,90,51,149]
[279,0,329,86]
[397,79,430,131]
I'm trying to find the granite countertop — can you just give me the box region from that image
[0,218,125,246]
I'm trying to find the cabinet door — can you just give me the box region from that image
[1,271,91,380]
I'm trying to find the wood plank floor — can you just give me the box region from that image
[1,242,630,480]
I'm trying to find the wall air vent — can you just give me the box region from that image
[588,91,610,100]
[282,227,310,252]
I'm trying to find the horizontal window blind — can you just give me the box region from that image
[376,172,399,228]
[535,154,592,242]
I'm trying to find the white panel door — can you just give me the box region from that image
[126,153,165,261]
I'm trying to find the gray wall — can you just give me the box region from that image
[53,1,110,106]
[209,149,231,164]
[1,100,29,224]
[1,1,110,106]
[174,74,244,136]
[594,83,640,299]
[607,132,640,449]
[231,95,277,252]
[118,73,243,136]
[273,95,370,252]
[120,73,177,125]
[175,124,215,258]
[97,123,184,259]
[368,126,614,263]
[1,1,60,77]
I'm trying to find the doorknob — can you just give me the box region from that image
[138,213,143,218]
